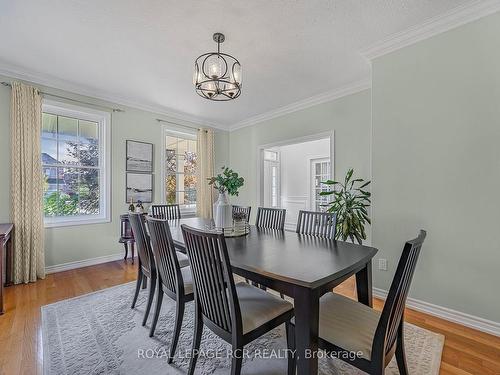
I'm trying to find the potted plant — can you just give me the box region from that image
[320,168,371,244]
[208,166,244,229]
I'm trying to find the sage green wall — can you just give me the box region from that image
[0,76,229,267]
[372,12,500,322]
[229,90,372,220]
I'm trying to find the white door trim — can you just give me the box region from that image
[256,131,334,207]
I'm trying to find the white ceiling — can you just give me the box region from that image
[0,0,483,129]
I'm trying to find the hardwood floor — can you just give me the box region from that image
[0,259,499,375]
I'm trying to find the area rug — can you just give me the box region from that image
[41,282,444,375]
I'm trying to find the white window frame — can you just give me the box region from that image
[161,125,198,216]
[42,100,111,228]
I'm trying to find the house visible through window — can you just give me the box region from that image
[165,132,197,212]
[41,101,110,227]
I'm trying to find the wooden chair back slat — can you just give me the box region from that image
[374,230,426,357]
[255,207,286,230]
[296,210,336,239]
[232,205,251,222]
[128,213,154,274]
[146,217,184,296]
[151,204,182,220]
[181,225,241,334]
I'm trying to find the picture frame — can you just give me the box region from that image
[126,140,153,173]
[126,172,153,203]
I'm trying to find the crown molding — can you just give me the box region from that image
[230,78,371,131]
[0,61,228,131]
[361,0,500,60]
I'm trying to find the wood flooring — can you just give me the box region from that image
[0,259,498,375]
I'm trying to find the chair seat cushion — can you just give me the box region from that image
[318,293,380,360]
[235,282,293,334]
[176,251,189,268]
[180,266,194,295]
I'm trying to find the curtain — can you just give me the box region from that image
[10,81,45,283]
[196,128,215,219]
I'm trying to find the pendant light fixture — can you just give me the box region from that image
[193,33,242,101]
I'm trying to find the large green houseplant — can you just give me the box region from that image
[320,168,371,244]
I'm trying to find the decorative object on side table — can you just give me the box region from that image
[135,200,144,213]
[128,198,135,212]
[208,166,244,230]
[320,168,371,244]
[126,140,153,173]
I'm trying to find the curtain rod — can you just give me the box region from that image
[156,118,205,131]
[1,81,124,113]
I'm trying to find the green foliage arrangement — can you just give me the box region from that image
[320,168,371,244]
[208,166,244,196]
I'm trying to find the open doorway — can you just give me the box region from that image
[258,133,333,230]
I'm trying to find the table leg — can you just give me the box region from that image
[294,287,319,375]
[356,261,373,307]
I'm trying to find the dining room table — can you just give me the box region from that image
[168,217,378,375]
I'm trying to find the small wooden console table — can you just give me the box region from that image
[0,223,14,315]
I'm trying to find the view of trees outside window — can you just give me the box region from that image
[41,113,100,217]
[165,135,197,210]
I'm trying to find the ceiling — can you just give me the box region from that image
[0,0,480,129]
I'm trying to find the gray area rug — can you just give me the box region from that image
[41,282,444,375]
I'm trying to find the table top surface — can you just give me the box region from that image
[0,224,13,237]
[167,217,377,289]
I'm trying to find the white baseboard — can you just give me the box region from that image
[45,253,125,274]
[373,288,500,337]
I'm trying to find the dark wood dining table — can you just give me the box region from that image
[168,217,378,375]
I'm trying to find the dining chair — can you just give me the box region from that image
[289,230,426,375]
[146,217,194,362]
[296,210,336,239]
[151,204,182,220]
[255,207,286,230]
[181,224,296,375]
[128,213,157,327]
[232,205,251,222]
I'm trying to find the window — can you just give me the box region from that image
[263,149,280,208]
[311,158,331,212]
[164,130,197,213]
[41,101,110,227]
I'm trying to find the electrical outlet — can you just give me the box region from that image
[378,258,388,271]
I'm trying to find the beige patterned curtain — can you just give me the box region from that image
[196,128,215,219]
[10,82,45,283]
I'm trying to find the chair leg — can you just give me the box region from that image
[168,299,186,364]
[142,274,156,326]
[131,242,135,264]
[131,268,143,308]
[285,322,296,375]
[231,344,244,375]
[149,284,164,337]
[188,309,203,375]
[395,322,409,375]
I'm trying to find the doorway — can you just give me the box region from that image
[258,132,333,230]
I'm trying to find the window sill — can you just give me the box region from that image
[44,216,111,228]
